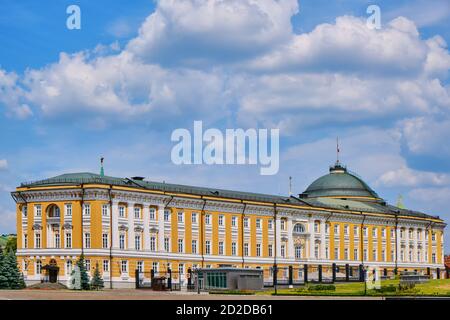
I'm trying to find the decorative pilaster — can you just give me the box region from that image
[112,202,119,249]
[320,219,326,259]
[275,217,282,258]
[287,217,294,258]
[143,206,150,250]
[127,202,135,250]
[309,220,315,259]
[158,205,165,251]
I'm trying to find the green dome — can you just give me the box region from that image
[301,163,380,200]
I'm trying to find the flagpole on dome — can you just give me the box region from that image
[100,157,105,177]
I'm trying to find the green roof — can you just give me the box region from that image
[18,171,441,221]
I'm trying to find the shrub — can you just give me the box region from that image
[307,284,336,291]
[398,282,415,291]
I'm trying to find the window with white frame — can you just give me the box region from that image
[121,260,128,273]
[205,214,211,225]
[84,233,91,248]
[152,262,158,272]
[35,204,42,217]
[244,243,249,256]
[372,249,377,261]
[36,260,42,274]
[35,233,41,248]
[149,208,156,220]
[22,205,28,217]
[119,234,125,250]
[409,250,413,261]
[256,243,261,257]
[243,217,249,228]
[334,247,339,260]
[119,206,125,218]
[409,229,413,239]
[102,233,108,249]
[325,246,329,259]
[134,207,141,219]
[432,253,436,263]
[191,212,197,224]
[363,227,368,237]
[268,244,273,257]
[178,263,184,278]
[316,245,320,259]
[65,204,72,216]
[295,245,302,259]
[280,219,286,231]
[390,229,395,238]
[85,259,91,273]
[344,248,349,260]
[314,221,319,233]
[65,232,72,248]
[103,260,109,272]
[178,211,184,223]
[334,224,339,235]
[150,237,156,251]
[354,248,358,260]
[231,216,237,227]
[353,225,358,236]
[178,239,184,253]
[268,219,273,230]
[191,240,197,254]
[372,227,377,238]
[54,233,60,248]
[102,204,108,217]
[205,240,211,255]
[164,237,170,252]
[381,228,386,238]
[137,261,144,273]
[66,260,73,274]
[325,224,330,234]
[218,215,224,226]
[344,225,349,235]
[391,250,395,261]
[281,244,286,257]
[256,219,261,229]
[294,223,305,233]
[164,209,170,221]
[432,233,436,241]
[382,249,386,261]
[23,234,28,248]
[83,204,90,216]
[231,242,237,256]
[135,235,141,250]
[364,249,368,261]
[218,241,224,255]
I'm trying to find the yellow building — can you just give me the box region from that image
[12,162,446,288]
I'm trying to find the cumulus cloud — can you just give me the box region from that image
[127,0,299,66]
[377,166,450,187]
[0,69,32,119]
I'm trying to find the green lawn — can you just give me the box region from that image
[259,279,450,297]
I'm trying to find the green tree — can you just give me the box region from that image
[4,236,17,253]
[0,253,9,289]
[76,254,90,290]
[90,263,104,290]
[5,250,25,289]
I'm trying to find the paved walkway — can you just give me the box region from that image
[0,289,383,300]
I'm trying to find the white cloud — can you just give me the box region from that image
[377,166,450,187]
[0,159,7,170]
[0,69,32,119]
[385,0,450,28]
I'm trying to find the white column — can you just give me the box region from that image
[396,226,401,262]
[112,202,119,249]
[309,220,315,259]
[275,217,282,258]
[158,205,165,251]
[413,228,418,262]
[287,217,294,258]
[143,205,150,250]
[127,202,135,250]
[320,219,326,259]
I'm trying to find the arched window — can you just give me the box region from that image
[47,205,60,218]
[293,223,305,233]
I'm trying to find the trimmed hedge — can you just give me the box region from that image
[307,284,336,291]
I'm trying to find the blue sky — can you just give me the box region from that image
[1,0,450,251]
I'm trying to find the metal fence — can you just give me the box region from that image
[135,268,193,290]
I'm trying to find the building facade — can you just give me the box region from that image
[12,162,446,288]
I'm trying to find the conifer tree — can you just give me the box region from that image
[0,253,9,289]
[6,250,26,289]
[76,254,90,290]
[90,262,104,290]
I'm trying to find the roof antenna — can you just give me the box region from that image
[100,157,104,177]
[289,176,292,196]
[336,137,340,165]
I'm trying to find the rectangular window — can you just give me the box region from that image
[218,241,224,255]
[36,261,42,274]
[164,238,170,252]
[243,217,249,228]
[334,224,339,235]
[178,211,184,223]
[177,239,184,253]
[218,215,224,226]
[268,219,273,230]
[231,242,237,256]
[65,233,72,248]
[244,243,249,256]
[22,205,28,217]
[103,260,109,272]
[164,209,170,221]
[231,216,237,227]
[391,250,395,261]
[152,262,158,272]
[191,240,197,254]
[268,244,273,257]
[134,207,141,219]
[84,233,91,248]
[325,224,330,234]
[344,225,349,235]
[325,246,329,259]
[178,263,184,277]
[344,248,348,260]
[135,235,141,250]
[354,248,358,260]
[54,234,60,248]
[314,222,319,233]
[102,233,108,249]
[121,260,128,273]
[280,219,286,231]
[390,229,395,239]
[372,227,377,237]
[363,227,368,237]
[119,234,125,250]
[191,212,197,224]
[364,249,368,261]
[83,204,91,216]
[432,233,436,241]
[65,204,72,216]
[334,247,339,260]
[205,240,211,255]
[205,214,211,225]
[256,243,261,257]
[382,250,386,261]
[150,237,156,251]
[353,225,359,236]
[35,233,41,248]
[432,253,436,263]
[137,261,144,273]
[119,206,125,218]
[381,228,386,238]
[149,208,156,220]
[102,204,108,217]
[281,244,286,257]
[256,219,261,229]
[35,204,42,217]
[23,234,28,249]
[85,260,91,273]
